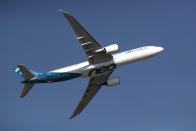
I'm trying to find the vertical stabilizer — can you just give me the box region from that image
[17,64,35,80]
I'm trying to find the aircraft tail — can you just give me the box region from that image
[14,64,40,79]
[17,64,35,80]
[14,64,36,98]
[21,83,35,98]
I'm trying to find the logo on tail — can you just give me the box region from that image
[14,67,24,78]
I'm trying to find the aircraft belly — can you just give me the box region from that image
[79,60,116,77]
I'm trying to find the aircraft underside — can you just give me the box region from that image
[14,9,164,119]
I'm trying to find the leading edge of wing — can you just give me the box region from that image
[58,9,113,65]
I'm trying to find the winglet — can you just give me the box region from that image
[58,9,64,13]
[58,9,71,17]
[58,9,65,14]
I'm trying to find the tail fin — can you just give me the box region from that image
[17,64,35,80]
[15,64,35,98]
[14,65,40,79]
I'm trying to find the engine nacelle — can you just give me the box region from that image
[96,44,119,54]
[106,77,120,87]
[104,44,119,54]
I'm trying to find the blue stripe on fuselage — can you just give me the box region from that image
[21,72,81,83]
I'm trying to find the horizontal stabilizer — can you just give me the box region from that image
[21,83,34,98]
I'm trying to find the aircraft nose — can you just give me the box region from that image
[156,46,164,53]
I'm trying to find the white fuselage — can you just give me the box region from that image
[51,46,164,77]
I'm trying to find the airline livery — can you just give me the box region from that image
[14,9,164,119]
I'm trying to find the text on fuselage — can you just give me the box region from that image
[88,64,116,76]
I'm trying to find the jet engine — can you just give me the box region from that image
[95,44,119,54]
[106,77,120,87]
[104,44,119,54]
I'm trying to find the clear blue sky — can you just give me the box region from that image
[1,0,196,131]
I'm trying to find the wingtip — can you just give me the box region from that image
[58,9,71,16]
[20,95,25,98]
[69,114,76,119]
[20,92,26,98]
[58,9,64,13]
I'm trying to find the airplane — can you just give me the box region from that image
[14,9,164,119]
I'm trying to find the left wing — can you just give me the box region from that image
[70,70,113,119]
[59,9,113,65]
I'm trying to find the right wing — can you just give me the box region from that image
[70,70,113,119]
[59,9,113,65]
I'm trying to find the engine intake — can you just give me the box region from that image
[95,44,119,54]
[104,44,119,54]
[106,77,120,87]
